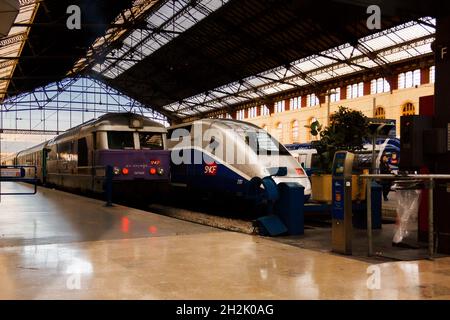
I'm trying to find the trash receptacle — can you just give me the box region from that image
[392,180,423,244]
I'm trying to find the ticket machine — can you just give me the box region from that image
[331,151,354,255]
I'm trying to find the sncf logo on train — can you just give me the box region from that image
[204,163,218,176]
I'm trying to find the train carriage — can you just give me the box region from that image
[15,142,48,182]
[9,113,171,199]
[167,119,312,202]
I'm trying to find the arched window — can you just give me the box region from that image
[402,102,416,116]
[347,82,364,99]
[236,109,245,120]
[330,88,341,102]
[260,105,270,116]
[290,97,302,110]
[275,122,283,142]
[374,106,386,119]
[398,69,421,89]
[248,107,258,118]
[291,120,299,142]
[370,78,390,94]
[430,66,435,84]
[274,101,285,113]
[307,94,319,107]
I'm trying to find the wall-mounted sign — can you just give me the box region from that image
[440,46,448,62]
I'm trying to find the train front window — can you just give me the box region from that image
[243,130,290,156]
[107,132,135,150]
[139,133,163,150]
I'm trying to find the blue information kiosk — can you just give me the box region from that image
[331,151,354,255]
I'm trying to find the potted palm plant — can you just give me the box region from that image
[309,106,369,202]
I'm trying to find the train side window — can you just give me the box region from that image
[139,133,163,150]
[58,142,72,161]
[209,136,219,153]
[78,138,88,167]
[244,131,290,156]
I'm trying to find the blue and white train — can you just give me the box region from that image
[166,119,312,202]
[285,138,401,173]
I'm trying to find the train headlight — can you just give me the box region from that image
[113,167,121,175]
[157,168,164,176]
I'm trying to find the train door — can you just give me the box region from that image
[191,124,203,186]
[171,147,191,186]
[77,137,89,168]
[42,148,49,185]
[194,128,220,191]
[91,132,96,168]
[168,125,192,187]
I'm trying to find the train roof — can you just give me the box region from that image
[64,112,165,134]
[88,112,166,128]
[49,112,166,144]
[285,143,316,150]
[169,118,262,131]
[12,113,166,156]
[15,141,49,158]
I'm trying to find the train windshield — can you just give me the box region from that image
[242,130,290,156]
[139,133,164,150]
[107,131,135,150]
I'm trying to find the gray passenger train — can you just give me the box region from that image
[2,113,170,197]
[167,119,312,201]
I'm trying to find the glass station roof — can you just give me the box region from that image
[161,17,435,118]
[70,0,160,76]
[85,0,230,79]
[1,0,436,120]
[0,0,39,103]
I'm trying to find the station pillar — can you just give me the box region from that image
[433,10,450,254]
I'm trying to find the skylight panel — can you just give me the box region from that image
[357,60,378,68]
[362,36,396,51]
[97,0,230,78]
[394,24,431,42]
[293,60,317,73]
[290,79,308,87]
[246,77,270,87]
[310,73,334,82]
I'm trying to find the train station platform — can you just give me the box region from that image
[1,182,450,299]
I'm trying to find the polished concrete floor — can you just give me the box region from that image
[0,182,450,299]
